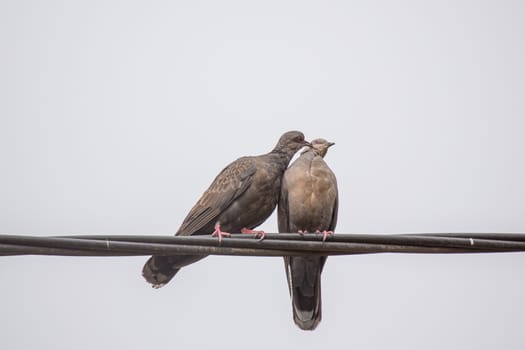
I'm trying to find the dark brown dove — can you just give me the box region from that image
[278,138,338,330]
[142,131,310,288]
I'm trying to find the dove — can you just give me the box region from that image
[143,131,310,288]
[278,138,338,330]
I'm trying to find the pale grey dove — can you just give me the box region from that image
[278,138,338,330]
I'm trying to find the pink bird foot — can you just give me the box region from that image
[298,230,309,236]
[241,228,265,240]
[315,230,334,242]
[211,224,231,242]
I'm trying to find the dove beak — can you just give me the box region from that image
[303,140,313,147]
[328,142,335,147]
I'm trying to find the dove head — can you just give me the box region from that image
[273,131,311,157]
[306,138,335,157]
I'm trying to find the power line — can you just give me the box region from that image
[0,233,524,257]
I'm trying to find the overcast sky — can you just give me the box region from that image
[1,1,525,349]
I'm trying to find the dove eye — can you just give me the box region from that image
[294,136,303,142]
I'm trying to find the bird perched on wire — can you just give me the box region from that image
[278,138,338,330]
[142,130,311,288]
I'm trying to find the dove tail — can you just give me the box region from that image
[142,255,206,288]
[284,256,323,330]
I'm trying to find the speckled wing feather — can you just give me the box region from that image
[142,157,257,288]
[176,156,257,236]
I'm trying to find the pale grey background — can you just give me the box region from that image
[1,0,525,349]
